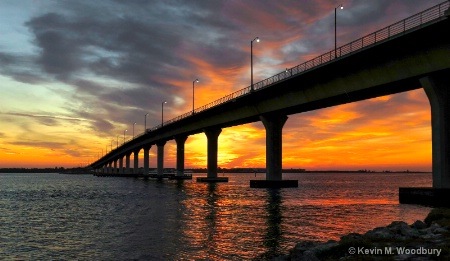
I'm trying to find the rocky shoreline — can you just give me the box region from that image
[266,208,450,260]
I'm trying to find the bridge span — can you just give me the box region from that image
[91,2,450,189]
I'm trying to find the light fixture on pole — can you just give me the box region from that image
[133,122,136,138]
[193,79,199,114]
[161,101,167,126]
[144,113,148,132]
[251,37,260,92]
[335,4,343,59]
[123,129,127,144]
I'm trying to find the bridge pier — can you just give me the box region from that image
[421,70,450,188]
[157,141,166,176]
[250,114,298,188]
[125,152,132,174]
[134,149,140,174]
[119,156,124,174]
[143,145,151,176]
[175,135,188,177]
[400,70,450,206]
[197,128,228,182]
[113,159,117,174]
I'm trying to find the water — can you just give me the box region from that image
[0,172,431,260]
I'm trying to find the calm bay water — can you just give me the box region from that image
[0,172,431,260]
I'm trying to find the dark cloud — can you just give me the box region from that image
[3,0,440,140]
[10,140,66,150]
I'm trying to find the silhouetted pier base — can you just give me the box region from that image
[250,180,298,188]
[197,177,229,182]
[399,187,450,207]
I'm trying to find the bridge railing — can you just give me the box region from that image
[98,1,449,163]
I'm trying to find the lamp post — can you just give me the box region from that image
[123,129,127,144]
[335,4,343,58]
[144,113,148,132]
[192,79,199,114]
[161,101,167,126]
[117,135,119,149]
[106,145,108,154]
[133,122,136,138]
[111,140,113,151]
[251,37,260,91]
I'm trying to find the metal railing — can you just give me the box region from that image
[96,1,449,165]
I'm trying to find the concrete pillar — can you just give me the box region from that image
[143,145,151,175]
[113,159,117,174]
[157,141,167,176]
[205,128,222,178]
[175,135,188,176]
[420,69,450,188]
[119,156,124,174]
[260,115,288,181]
[125,152,132,174]
[108,162,112,173]
[251,115,297,188]
[134,149,140,174]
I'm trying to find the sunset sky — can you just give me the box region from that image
[0,0,442,171]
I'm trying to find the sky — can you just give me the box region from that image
[0,0,443,171]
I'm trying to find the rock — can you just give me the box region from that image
[365,227,394,240]
[340,233,363,242]
[412,220,427,229]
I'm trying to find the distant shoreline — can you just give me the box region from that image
[0,167,431,174]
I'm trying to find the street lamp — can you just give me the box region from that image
[106,145,108,154]
[133,122,136,138]
[117,135,119,149]
[161,101,167,126]
[192,79,199,114]
[123,129,127,144]
[251,36,260,91]
[144,113,148,132]
[335,4,343,58]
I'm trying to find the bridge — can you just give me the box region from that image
[90,1,450,190]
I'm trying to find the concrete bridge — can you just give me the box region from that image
[90,1,450,189]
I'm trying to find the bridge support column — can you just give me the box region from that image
[134,149,140,174]
[113,159,117,174]
[250,114,298,188]
[157,141,166,177]
[400,70,450,207]
[421,70,450,188]
[197,128,228,182]
[143,145,151,176]
[108,162,112,174]
[125,152,132,174]
[175,135,188,177]
[119,156,124,174]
